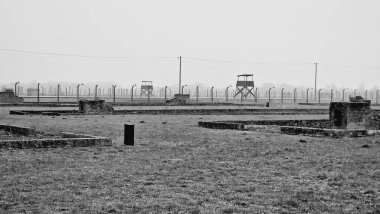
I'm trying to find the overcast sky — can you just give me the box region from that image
[0,0,379,90]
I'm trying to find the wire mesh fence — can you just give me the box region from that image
[12,86,379,105]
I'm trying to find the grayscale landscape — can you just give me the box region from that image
[0,0,379,213]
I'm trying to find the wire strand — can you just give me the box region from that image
[0,48,175,59]
[184,57,314,65]
[319,63,380,70]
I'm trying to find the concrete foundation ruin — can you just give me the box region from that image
[199,96,380,138]
[79,99,114,114]
[330,96,380,130]
[0,89,23,103]
[166,94,190,105]
[0,124,112,149]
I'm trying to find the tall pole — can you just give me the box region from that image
[281,88,284,103]
[269,87,274,103]
[226,86,231,102]
[95,85,98,100]
[182,85,187,94]
[314,62,318,101]
[57,84,60,103]
[196,86,199,102]
[331,89,334,102]
[293,88,297,103]
[179,56,182,94]
[255,88,258,102]
[211,86,214,102]
[148,88,150,103]
[112,85,116,103]
[306,88,313,103]
[164,86,168,101]
[131,84,136,103]
[14,82,20,96]
[37,83,40,103]
[77,84,83,101]
[342,88,348,101]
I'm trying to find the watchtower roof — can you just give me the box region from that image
[141,81,153,85]
[237,74,253,77]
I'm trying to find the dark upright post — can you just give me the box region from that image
[124,124,134,146]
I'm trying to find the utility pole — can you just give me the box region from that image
[314,62,318,101]
[179,56,182,94]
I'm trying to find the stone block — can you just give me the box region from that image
[79,99,114,114]
[329,99,380,130]
[166,94,190,105]
[0,90,24,103]
[198,121,244,130]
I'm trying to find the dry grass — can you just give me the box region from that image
[0,106,379,213]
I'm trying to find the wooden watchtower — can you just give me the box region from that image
[140,81,153,97]
[234,74,255,100]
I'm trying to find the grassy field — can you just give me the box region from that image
[0,106,379,213]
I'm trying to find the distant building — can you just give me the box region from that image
[27,88,39,96]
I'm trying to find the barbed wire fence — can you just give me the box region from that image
[0,49,379,104]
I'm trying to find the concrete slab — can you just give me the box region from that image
[0,124,112,149]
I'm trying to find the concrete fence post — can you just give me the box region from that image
[37,83,40,103]
[281,88,284,103]
[57,84,60,103]
[164,86,168,102]
[131,84,136,103]
[269,87,275,103]
[306,88,313,103]
[211,86,214,103]
[342,88,348,101]
[255,88,258,102]
[95,85,98,100]
[112,85,116,103]
[196,86,199,102]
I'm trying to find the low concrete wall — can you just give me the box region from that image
[10,108,332,116]
[0,125,112,149]
[280,126,378,138]
[0,137,112,149]
[115,108,329,115]
[221,119,332,128]
[10,110,81,115]
[198,121,244,130]
[198,119,380,138]
[0,124,35,135]
[79,99,114,114]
